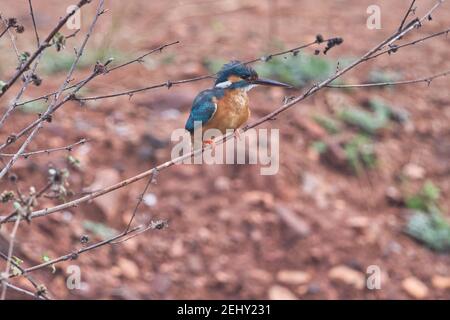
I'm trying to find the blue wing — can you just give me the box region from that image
[185,89,219,133]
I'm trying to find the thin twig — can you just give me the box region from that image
[1,15,21,62]
[0,38,327,152]
[366,27,450,61]
[1,215,22,299]
[0,53,43,129]
[124,169,158,233]
[28,0,40,48]
[326,69,450,88]
[9,221,167,277]
[3,282,45,300]
[0,0,105,180]
[398,0,417,32]
[0,138,88,158]
[14,41,180,108]
[0,252,50,299]
[0,0,92,99]
[107,40,180,73]
[76,38,336,102]
[0,25,9,39]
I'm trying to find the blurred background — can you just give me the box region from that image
[0,0,449,299]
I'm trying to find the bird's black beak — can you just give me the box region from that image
[251,78,292,88]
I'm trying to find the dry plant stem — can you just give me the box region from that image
[28,0,40,48]
[0,215,21,299]
[1,18,20,62]
[106,40,180,73]
[0,39,329,162]
[0,0,442,225]
[0,25,9,39]
[398,0,417,32]
[0,40,179,152]
[0,54,43,129]
[0,252,50,299]
[13,225,142,276]
[76,38,336,102]
[4,282,44,299]
[326,69,450,88]
[77,26,450,102]
[0,252,51,300]
[8,220,168,278]
[0,73,94,152]
[367,27,450,61]
[124,170,159,233]
[0,0,105,180]
[0,138,88,158]
[0,0,92,99]
[14,41,180,108]
[124,173,155,232]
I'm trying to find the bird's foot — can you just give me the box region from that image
[233,129,241,140]
[203,139,216,153]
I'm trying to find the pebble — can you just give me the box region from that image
[431,275,450,290]
[248,269,273,283]
[276,270,311,285]
[385,186,404,205]
[268,285,298,300]
[402,277,429,299]
[328,265,365,289]
[275,205,311,237]
[117,258,140,280]
[403,163,426,180]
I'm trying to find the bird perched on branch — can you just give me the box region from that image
[185,61,292,149]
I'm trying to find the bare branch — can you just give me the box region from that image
[124,169,158,233]
[0,0,105,180]
[28,0,40,48]
[3,282,45,300]
[398,0,417,32]
[0,0,92,99]
[8,220,167,277]
[326,69,450,88]
[0,138,88,158]
[2,38,326,152]
[75,37,338,102]
[0,215,21,299]
[0,15,21,62]
[0,251,50,299]
[0,53,43,129]
[366,27,450,61]
[13,40,180,108]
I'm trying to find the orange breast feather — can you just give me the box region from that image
[202,89,250,135]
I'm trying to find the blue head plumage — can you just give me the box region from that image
[215,61,258,86]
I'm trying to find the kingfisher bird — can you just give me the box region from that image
[185,61,292,148]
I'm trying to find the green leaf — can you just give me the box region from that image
[405,180,441,212]
[422,180,440,202]
[406,211,450,252]
[405,195,427,211]
[313,115,342,134]
[312,140,327,154]
[343,135,377,174]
